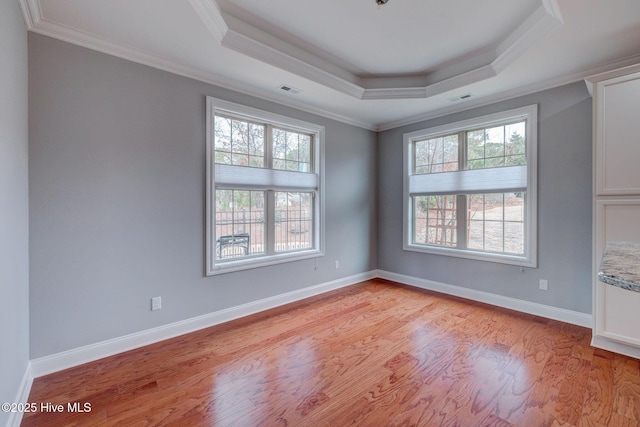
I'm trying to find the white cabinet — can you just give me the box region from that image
[593,70,640,195]
[587,64,640,359]
[594,199,640,351]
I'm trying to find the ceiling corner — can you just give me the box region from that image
[18,0,42,29]
[188,0,228,43]
[541,0,564,24]
[493,0,564,72]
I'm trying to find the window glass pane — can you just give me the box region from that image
[273,128,286,162]
[275,192,313,253]
[505,122,526,166]
[248,123,264,167]
[214,116,232,164]
[505,154,525,166]
[232,153,249,166]
[467,159,484,170]
[249,123,264,157]
[273,159,285,170]
[414,134,458,175]
[466,121,526,170]
[466,192,525,255]
[232,120,249,154]
[483,219,504,253]
[272,128,312,173]
[214,116,265,167]
[467,130,485,161]
[413,195,457,247]
[285,132,298,171]
[249,155,264,168]
[504,223,524,255]
[215,190,265,260]
[485,126,505,159]
[404,106,536,266]
[208,98,323,275]
[504,192,524,222]
[299,135,311,164]
[415,165,428,175]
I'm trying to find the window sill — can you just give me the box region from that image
[403,243,536,268]
[207,249,324,276]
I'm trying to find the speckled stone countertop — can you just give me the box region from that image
[598,241,640,293]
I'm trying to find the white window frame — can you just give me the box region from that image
[206,97,325,275]
[403,105,538,267]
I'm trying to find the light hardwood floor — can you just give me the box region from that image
[22,279,640,426]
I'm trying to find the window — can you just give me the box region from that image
[403,105,537,267]
[206,97,324,275]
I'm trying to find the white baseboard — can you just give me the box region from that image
[376,269,592,328]
[592,336,640,360]
[6,362,33,427]
[30,269,594,378]
[30,271,376,378]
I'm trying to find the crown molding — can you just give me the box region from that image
[22,0,623,133]
[222,13,363,86]
[188,0,228,43]
[583,62,640,96]
[427,64,499,99]
[221,28,366,99]
[18,0,375,131]
[18,0,40,28]
[188,0,564,100]
[375,52,640,132]
[493,1,563,72]
[541,0,564,24]
[19,0,564,102]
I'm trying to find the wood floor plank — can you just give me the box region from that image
[21,279,640,426]
[581,351,615,425]
[613,355,640,421]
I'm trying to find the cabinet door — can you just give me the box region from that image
[594,72,640,195]
[594,198,640,345]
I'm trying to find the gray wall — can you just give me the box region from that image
[26,29,593,362]
[377,82,593,314]
[0,0,30,424]
[29,34,377,358]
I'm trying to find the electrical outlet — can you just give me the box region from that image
[335,260,340,269]
[539,279,548,291]
[151,296,162,311]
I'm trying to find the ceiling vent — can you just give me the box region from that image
[449,94,473,102]
[279,84,302,95]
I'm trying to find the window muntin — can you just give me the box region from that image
[207,98,324,275]
[403,105,537,267]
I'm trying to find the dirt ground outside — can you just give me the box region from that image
[416,195,525,255]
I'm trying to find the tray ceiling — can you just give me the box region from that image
[20,0,640,130]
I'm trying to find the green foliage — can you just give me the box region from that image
[466,124,525,169]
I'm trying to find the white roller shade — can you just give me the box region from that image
[215,164,318,190]
[409,165,527,195]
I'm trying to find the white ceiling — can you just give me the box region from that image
[20,0,640,130]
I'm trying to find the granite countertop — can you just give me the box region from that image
[598,241,640,293]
